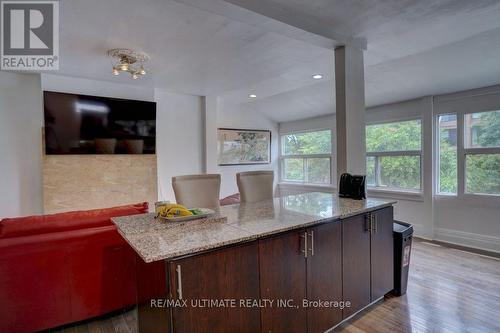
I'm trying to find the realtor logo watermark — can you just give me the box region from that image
[1,1,59,70]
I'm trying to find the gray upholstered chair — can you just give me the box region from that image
[172,174,221,209]
[236,171,274,203]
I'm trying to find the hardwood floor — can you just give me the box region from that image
[50,240,500,333]
[334,240,500,332]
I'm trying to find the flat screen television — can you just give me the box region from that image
[44,91,156,154]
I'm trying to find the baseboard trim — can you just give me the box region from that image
[408,223,433,240]
[434,227,500,253]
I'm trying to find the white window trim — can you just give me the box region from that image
[279,129,333,186]
[366,187,424,202]
[435,113,457,196]
[435,110,500,199]
[366,119,423,193]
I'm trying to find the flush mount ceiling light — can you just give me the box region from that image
[249,94,257,98]
[312,74,323,79]
[107,48,150,79]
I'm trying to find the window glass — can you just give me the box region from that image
[366,120,421,152]
[282,130,331,155]
[306,158,330,184]
[283,158,304,182]
[465,110,500,148]
[366,156,376,186]
[281,130,332,185]
[378,156,421,190]
[466,154,500,195]
[438,114,457,194]
[366,119,422,191]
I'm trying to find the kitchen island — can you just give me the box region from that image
[113,192,396,333]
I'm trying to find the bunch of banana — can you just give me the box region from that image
[156,203,193,219]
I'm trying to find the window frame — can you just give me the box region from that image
[279,129,333,186]
[436,113,458,196]
[435,110,500,198]
[366,118,423,193]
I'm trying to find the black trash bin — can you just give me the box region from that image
[393,220,413,296]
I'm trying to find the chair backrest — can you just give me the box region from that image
[237,171,274,203]
[172,174,221,209]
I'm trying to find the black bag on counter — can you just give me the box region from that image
[339,173,366,200]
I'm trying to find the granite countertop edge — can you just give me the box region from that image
[114,200,396,263]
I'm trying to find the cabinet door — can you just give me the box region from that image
[370,207,394,301]
[306,221,343,333]
[342,214,371,318]
[136,259,169,333]
[169,241,260,333]
[259,229,307,333]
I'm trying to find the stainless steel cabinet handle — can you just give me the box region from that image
[373,214,377,233]
[300,231,308,258]
[365,214,371,232]
[176,264,183,299]
[308,231,314,256]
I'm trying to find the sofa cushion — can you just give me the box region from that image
[0,202,148,239]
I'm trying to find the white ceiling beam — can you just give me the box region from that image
[174,0,366,50]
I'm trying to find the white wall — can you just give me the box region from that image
[0,72,43,217]
[155,89,205,201]
[279,114,335,134]
[215,101,279,198]
[41,74,154,101]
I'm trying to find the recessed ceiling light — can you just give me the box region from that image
[312,74,323,79]
[249,94,257,98]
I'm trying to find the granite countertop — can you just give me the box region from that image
[112,192,396,263]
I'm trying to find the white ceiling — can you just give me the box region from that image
[57,0,332,96]
[55,0,500,122]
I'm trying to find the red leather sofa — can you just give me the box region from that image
[219,193,240,206]
[0,203,149,333]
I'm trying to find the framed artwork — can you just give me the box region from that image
[217,128,271,165]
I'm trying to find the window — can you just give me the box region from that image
[280,130,331,184]
[438,114,457,194]
[366,119,422,191]
[464,110,500,195]
[437,110,500,196]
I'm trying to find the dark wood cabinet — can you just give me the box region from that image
[136,206,395,333]
[306,221,343,333]
[342,213,371,318]
[259,222,343,333]
[342,207,394,318]
[136,259,169,333]
[370,207,394,301]
[168,242,260,333]
[259,229,307,333]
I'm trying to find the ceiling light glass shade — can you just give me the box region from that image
[107,49,150,80]
[312,74,323,79]
[249,94,257,98]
